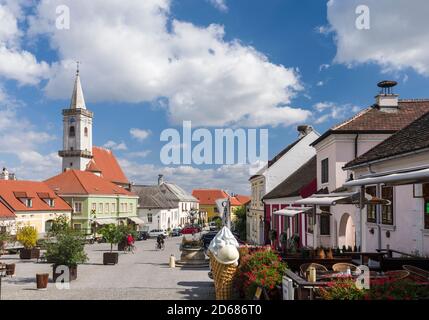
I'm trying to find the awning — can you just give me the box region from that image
[273,207,312,217]
[128,217,145,225]
[294,192,390,206]
[344,167,429,187]
[93,218,117,225]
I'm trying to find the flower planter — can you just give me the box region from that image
[6,263,15,276]
[36,273,49,290]
[52,265,78,282]
[19,248,40,260]
[103,252,119,265]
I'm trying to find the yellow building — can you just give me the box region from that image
[0,180,72,236]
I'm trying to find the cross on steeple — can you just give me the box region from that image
[76,61,81,75]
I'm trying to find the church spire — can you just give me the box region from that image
[70,61,86,109]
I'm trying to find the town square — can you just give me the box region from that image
[1,0,429,306]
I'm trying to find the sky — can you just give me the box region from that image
[1,0,429,194]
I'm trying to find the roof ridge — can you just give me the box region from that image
[399,98,429,102]
[71,170,91,194]
[332,106,372,130]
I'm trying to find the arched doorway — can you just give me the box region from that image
[338,213,356,249]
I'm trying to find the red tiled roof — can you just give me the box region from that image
[89,147,129,184]
[231,195,251,206]
[45,170,135,196]
[0,199,15,218]
[86,159,102,173]
[192,189,229,205]
[0,180,71,212]
[312,100,429,146]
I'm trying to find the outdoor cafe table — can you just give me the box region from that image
[315,270,390,282]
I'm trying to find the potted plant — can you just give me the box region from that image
[98,224,122,265]
[16,226,40,259]
[45,229,88,282]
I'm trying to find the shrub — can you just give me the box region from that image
[365,279,429,300]
[98,224,123,252]
[16,226,38,249]
[236,248,287,299]
[318,277,365,300]
[49,215,70,237]
[45,229,88,267]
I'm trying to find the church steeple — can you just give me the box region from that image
[58,65,94,172]
[70,64,86,109]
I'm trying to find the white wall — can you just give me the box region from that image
[138,208,179,231]
[352,151,429,256]
[265,131,319,193]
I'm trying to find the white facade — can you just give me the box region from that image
[138,207,180,231]
[264,130,320,193]
[247,127,320,245]
[350,151,429,256]
[312,133,393,249]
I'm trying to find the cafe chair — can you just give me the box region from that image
[332,263,360,273]
[300,263,328,277]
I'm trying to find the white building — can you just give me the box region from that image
[295,81,429,251]
[247,125,320,245]
[343,110,429,256]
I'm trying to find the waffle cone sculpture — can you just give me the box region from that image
[211,258,238,300]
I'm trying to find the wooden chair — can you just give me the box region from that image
[300,263,328,277]
[385,270,410,281]
[332,262,360,273]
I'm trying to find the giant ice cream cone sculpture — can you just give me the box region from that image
[208,227,240,300]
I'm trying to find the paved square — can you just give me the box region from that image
[1,236,214,300]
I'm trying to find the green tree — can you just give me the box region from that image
[98,224,123,252]
[45,229,88,267]
[233,205,247,240]
[49,215,70,237]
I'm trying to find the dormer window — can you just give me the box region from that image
[37,192,55,207]
[25,198,33,208]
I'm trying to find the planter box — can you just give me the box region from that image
[19,248,40,260]
[103,252,119,265]
[52,265,78,282]
[36,273,49,290]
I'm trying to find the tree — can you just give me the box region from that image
[233,205,247,240]
[49,215,70,237]
[98,224,122,253]
[45,228,88,267]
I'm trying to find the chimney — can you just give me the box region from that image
[375,80,399,111]
[297,125,313,138]
[0,167,9,180]
[158,174,164,185]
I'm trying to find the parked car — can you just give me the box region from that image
[148,229,168,238]
[171,228,182,237]
[136,231,149,241]
[181,225,201,234]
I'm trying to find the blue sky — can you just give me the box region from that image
[1,0,429,194]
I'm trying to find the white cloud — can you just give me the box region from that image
[126,150,151,158]
[28,0,310,128]
[326,0,429,76]
[130,128,151,142]
[312,101,361,124]
[0,87,60,180]
[103,140,127,151]
[208,0,228,12]
[319,64,330,71]
[0,2,49,85]
[316,81,324,87]
[120,158,250,194]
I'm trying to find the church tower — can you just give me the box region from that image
[58,66,93,171]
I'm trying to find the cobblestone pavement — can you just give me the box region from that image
[0,236,214,300]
